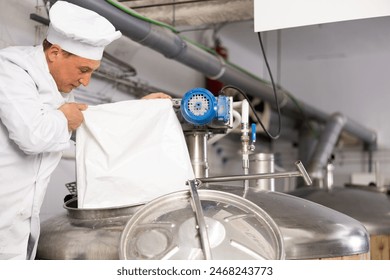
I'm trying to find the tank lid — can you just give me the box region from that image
[119,189,285,260]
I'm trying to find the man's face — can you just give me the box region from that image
[46,46,101,93]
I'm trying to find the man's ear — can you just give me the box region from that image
[46,44,62,62]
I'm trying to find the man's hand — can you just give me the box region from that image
[58,103,88,131]
[142,92,172,99]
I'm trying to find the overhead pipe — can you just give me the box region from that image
[63,0,377,148]
[307,112,346,185]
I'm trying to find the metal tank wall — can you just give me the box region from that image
[290,186,390,259]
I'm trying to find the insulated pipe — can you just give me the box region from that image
[63,0,377,147]
[307,112,347,182]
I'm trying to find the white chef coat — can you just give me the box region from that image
[0,45,72,259]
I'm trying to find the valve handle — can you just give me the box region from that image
[251,123,257,143]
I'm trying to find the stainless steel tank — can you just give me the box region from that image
[206,184,369,259]
[290,185,390,259]
[37,136,369,260]
[37,198,143,260]
[185,131,371,260]
[37,190,285,260]
[37,185,370,260]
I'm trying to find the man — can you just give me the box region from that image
[0,1,168,260]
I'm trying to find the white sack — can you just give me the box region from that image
[76,99,194,208]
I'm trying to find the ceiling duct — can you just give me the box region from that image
[116,0,254,26]
[61,0,377,148]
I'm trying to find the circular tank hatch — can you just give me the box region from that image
[119,189,285,260]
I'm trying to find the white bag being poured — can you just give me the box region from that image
[76,99,194,208]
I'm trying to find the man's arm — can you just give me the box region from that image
[0,59,71,154]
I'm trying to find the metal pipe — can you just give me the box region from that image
[307,112,346,181]
[188,180,212,260]
[298,121,320,167]
[64,0,377,147]
[198,161,312,185]
[296,160,313,186]
[241,100,250,191]
[185,132,209,178]
[198,171,303,183]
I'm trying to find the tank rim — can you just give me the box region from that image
[63,197,145,220]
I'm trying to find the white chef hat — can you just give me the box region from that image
[46,1,122,60]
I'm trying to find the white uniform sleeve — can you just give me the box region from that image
[0,58,70,154]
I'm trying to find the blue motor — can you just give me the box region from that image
[180,88,230,126]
